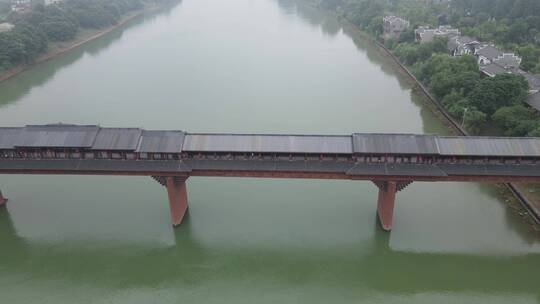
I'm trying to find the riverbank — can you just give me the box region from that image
[374,40,540,229]
[303,0,540,231]
[0,4,159,83]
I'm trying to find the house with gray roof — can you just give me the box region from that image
[523,73,540,93]
[479,63,509,77]
[493,53,522,70]
[526,92,540,112]
[474,45,522,77]
[415,25,460,43]
[475,45,503,65]
[513,71,540,111]
[475,45,521,68]
[382,16,409,40]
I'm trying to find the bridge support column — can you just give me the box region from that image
[372,181,411,231]
[165,177,189,227]
[0,190,7,206]
[377,181,397,231]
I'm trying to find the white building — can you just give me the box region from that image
[382,16,410,40]
[0,23,15,33]
[44,0,62,5]
[11,0,31,12]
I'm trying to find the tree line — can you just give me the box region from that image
[313,0,540,136]
[0,0,175,73]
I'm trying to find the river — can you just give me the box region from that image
[0,0,540,303]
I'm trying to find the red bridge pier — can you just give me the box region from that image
[373,181,412,231]
[376,181,397,231]
[0,190,7,206]
[165,177,189,226]
[151,176,189,226]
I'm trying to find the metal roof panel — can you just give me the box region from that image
[183,134,353,154]
[14,125,99,148]
[437,137,540,157]
[0,127,23,149]
[352,134,438,155]
[91,128,142,151]
[136,130,185,153]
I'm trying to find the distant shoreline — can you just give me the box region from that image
[0,5,157,83]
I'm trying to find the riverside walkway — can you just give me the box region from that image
[1,124,540,231]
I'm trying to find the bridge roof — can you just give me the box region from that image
[136,130,185,153]
[182,134,353,154]
[353,134,438,155]
[0,128,22,149]
[90,128,142,151]
[437,137,540,157]
[1,125,540,158]
[13,125,99,148]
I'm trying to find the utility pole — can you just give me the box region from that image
[461,107,468,128]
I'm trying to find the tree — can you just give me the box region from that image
[463,108,487,134]
[0,32,26,65]
[528,124,540,137]
[394,43,419,65]
[12,22,48,61]
[442,90,470,116]
[516,44,540,71]
[41,21,77,41]
[492,105,537,136]
[506,18,529,43]
[467,74,529,116]
[398,27,415,43]
[0,0,143,72]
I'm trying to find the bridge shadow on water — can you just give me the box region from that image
[0,3,182,109]
[1,205,539,300]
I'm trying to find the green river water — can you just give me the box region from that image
[0,0,540,303]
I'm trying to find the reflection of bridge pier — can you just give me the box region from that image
[365,221,540,300]
[364,248,540,299]
[0,189,7,206]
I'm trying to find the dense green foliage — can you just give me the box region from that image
[317,0,540,72]
[393,36,447,65]
[0,0,151,73]
[315,0,540,136]
[411,54,535,135]
[0,2,10,21]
